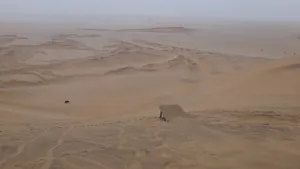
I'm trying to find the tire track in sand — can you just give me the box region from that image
[0,129,49,168]
[41,126,73,169]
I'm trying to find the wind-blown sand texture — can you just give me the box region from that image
[0,22,300,169]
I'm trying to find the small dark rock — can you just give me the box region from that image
[64,100,70,104]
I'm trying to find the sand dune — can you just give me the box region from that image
[140,55,198,72]
[223,56,300,95]
[51,34,102,40]
[225,56,300,97]
[82,26,196,33]
[167,55,197,68]
[26,49,94,65]
[39,39,93,50]
[105,66,156,76]
[0,22,300,169]
[182,55,300,111]
[118,26,196,33]
[0,35,27,46]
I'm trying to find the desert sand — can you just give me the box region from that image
[0,21,300,169]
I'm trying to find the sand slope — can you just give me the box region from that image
[180,55,300,111]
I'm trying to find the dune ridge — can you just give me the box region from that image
[82,26,196,33]
[118,26,196,33]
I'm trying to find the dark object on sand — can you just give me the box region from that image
[64,100,70,104]
[159,104,188,122]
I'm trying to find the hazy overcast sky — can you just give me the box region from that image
[0,0,300,21]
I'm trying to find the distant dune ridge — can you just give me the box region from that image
[118,26,196,33]
[104,66,157,76]
[0,23,300,169]
[0,35,28,46]
[82,26,196,33]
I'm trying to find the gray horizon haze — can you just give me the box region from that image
[0,0,300,22]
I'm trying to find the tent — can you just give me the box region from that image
[159,104,187,121]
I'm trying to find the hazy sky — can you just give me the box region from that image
[1,0,300,21]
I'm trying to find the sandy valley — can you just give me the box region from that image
[0,21,300,169]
